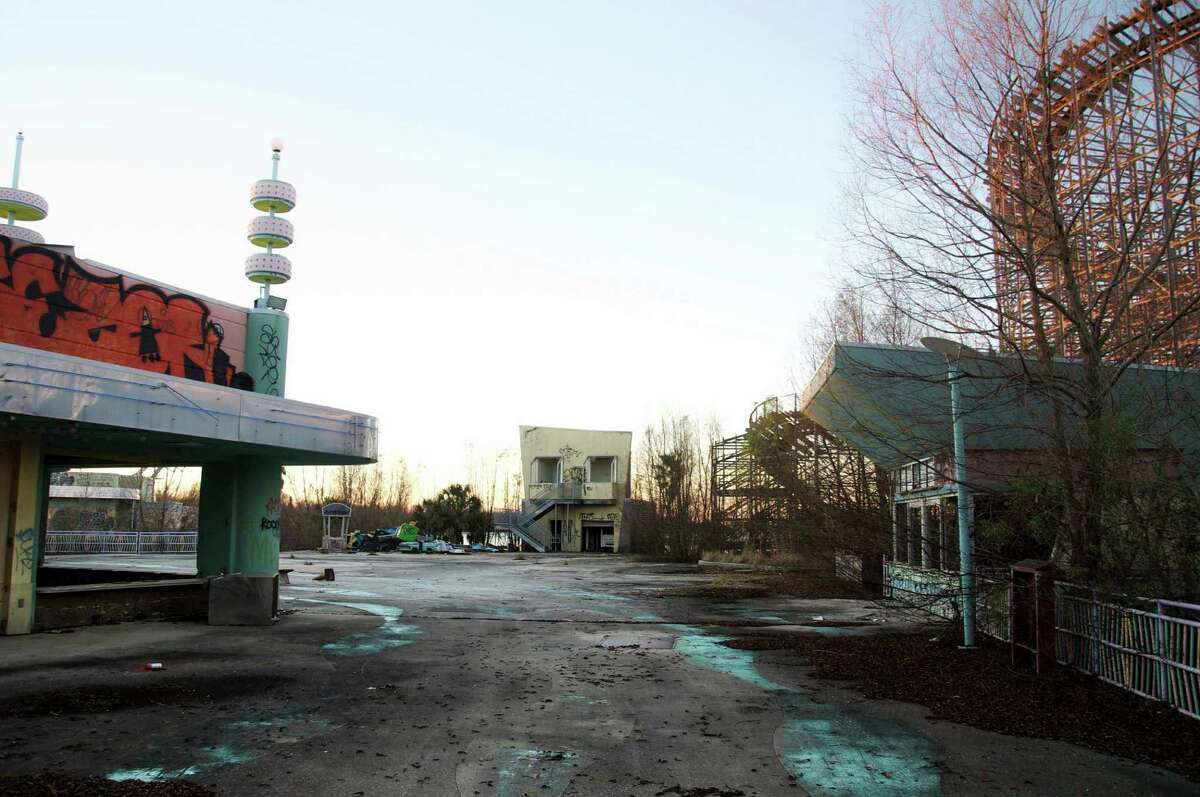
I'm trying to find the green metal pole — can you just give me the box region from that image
[7,131,23,226]
[949,357,977,648]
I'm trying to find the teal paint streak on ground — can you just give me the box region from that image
[224,713,331,731]
[668,624,791,692]
[107,745,251,782]
[668,624,941,796]
[493,748,582,797]
[316,601,422,656]
[285,585,383,599]
[775,715,941,796]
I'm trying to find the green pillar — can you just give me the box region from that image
[246,309,289,397]
[197,461,236,577]
[1,436,45,635]
[232,457,283,577]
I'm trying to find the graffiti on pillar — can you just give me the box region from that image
[256,324,282,396]
[0,235,251,387]
[15,527,35,574]
[265,496,281,515]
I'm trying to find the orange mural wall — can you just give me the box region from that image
[0,234,249,386]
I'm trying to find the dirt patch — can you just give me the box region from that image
[660,571,873,600]
[0,674,287,718]
[725,631,1200,781]
[0,772,218,795]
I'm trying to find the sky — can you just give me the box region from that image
[8,1,867,498]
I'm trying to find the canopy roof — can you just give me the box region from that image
[0,341,377,467]
[798,342,1200,471]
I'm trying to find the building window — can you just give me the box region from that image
[588,456,614,483]
[895,458,934,493]
[534,457,560,484]
[549,520,563,552]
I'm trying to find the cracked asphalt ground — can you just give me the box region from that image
[0,554,1193,796]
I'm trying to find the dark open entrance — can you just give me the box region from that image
[583,523,614,553]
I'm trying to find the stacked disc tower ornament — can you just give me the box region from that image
[245,139,295,301]
[243,140,293,398]
[0,132,49,244]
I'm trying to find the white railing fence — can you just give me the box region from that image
[45,530,197,555]
[883,558,1200,720]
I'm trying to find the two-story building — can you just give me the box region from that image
[502,426,633,553]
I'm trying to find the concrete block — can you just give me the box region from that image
[207,574,277,626]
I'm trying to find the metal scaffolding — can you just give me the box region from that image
[991,0,1200,365]
[711,395,889,559]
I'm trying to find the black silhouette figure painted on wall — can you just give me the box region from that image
[131,308,162,363]
[24,278,85,337]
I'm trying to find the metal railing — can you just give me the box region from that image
[884,559,1200,719]
[45,531,198,555]
[528,483,585,502]
[1055,584,1200,720]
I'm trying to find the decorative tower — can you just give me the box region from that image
[0,132,49,244]
[243,139,293,397]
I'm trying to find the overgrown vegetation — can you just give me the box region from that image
[411,483,490,544]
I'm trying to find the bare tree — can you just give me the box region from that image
[632,414,725,559]
[847,0,1200,592]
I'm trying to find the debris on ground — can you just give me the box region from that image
[724,630,1200,781]
[143,662,163,671]
[0,772,218,796]
[313,568,335,581]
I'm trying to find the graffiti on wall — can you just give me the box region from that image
[15,527,35,574]
[0,235,251,387]
[256,323,282,396]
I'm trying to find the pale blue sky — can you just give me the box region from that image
[9,1,866,495]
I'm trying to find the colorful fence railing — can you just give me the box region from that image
[45,531,198,555]
[1055,584,1200,720]
[884,560,1200,719]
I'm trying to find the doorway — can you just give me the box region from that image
[583,523,614,553]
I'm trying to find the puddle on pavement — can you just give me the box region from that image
[668,624,942,796]
[305,600,423,656]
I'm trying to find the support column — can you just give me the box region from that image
[2,437,45,635]
[921,503,934,568]
[245,309,289,397]
[938,499,950,570]
[891,503,900,561]
[232,456,283,577]
[202,457,282,625]
[197,461,237,577]
[905,505,916,564]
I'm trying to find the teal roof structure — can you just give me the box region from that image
[798,342,1200,471]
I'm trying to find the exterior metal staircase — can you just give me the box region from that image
[493,484,584,552]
